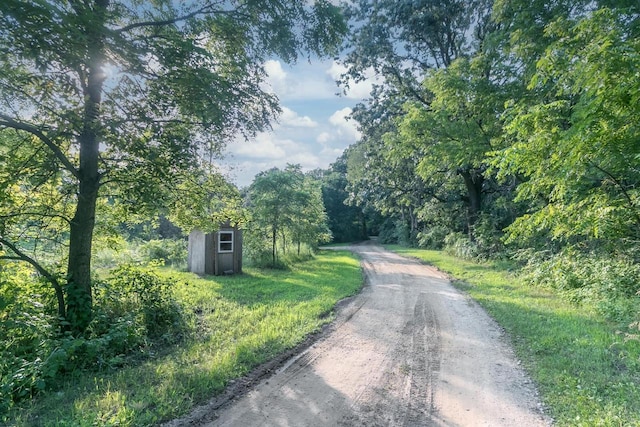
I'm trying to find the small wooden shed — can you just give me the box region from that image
[187,223,242,275]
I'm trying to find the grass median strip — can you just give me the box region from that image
[386,245,640,427]
[8,250,362,427]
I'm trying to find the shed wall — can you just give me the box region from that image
[188,227,242,276]
[187,230,206,274]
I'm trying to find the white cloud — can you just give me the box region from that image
[221,60,372,187]
[225,130,325,187]
[230,133,287,159]
[326,60,383,100]
[263,59,339,101]
[328,107,361,142]
[319,147,345,159]
[279,107,318,128]
[316,132,332,144]
[309,108,360,169]
[263,59,288,94]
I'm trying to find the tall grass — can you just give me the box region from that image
[386,245,640,427]
[4,250,362,426]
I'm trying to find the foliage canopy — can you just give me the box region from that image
[0,0,346,332]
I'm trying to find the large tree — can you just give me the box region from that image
[341,0,494,102]
[345,133,430,243]
[494,5,640,251]
[394,48,516,236]
[0,0,345,332]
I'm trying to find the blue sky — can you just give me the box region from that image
[221,58,378,188]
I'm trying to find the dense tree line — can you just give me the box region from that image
[314,0,640,324]
[327,0,639,260]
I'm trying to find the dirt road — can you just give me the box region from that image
[179,243,551,426]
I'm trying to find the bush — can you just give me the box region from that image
[93,238,187,270]
[0,264,56,412]
[471,214,505,256]
[520,250,640,322]
[92,235,139,269]
[245,247,276,268]
[417,225,449,249]
[443,232,481,260]
[378,219,412,246]
[0,263,193,412]
[243,228,274,268]
[100,264,192,341]
[138,239,187,269]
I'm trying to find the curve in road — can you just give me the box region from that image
[193,243,551,426]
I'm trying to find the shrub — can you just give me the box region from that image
[443,232,481,260]
[243,228,275,268]
[138,239,187,269]
[471,214,505,256]
[245,247,276,268]
[378,219,412,246]
[0,264,56,412]
[103,264,192,341]
[0,263,193,411]
[417,225,449,249]
[520,250,640,322]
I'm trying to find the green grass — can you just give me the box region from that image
[385,245,640,427]
[6,250,362,426]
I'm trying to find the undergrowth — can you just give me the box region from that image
[0,263,191,416]
[2,250,361,426]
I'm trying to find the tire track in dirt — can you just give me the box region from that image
[401,292,440,426]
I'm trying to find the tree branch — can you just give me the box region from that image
[385,64,431,107]
[588,159,640,229]
[0,212,72,226]
[116,4,242,33]
[0,237,66,318]
[0,114,80,179]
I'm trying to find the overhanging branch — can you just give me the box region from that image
[0,114,80,179]
[116,5,244,33]
[0,237,66,318]
[0,212,72,226]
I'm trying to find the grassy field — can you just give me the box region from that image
[385,245,640,427]
[7,250,362,426]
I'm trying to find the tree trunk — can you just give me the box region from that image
[360,211,367,240]
[66,1,107,333]
[408,207,419,244]
[66,182,98,332]
[281,230,287,255]
[459,168,483,240]
[272,225,277,266]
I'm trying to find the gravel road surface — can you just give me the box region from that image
[170,242,551,426]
